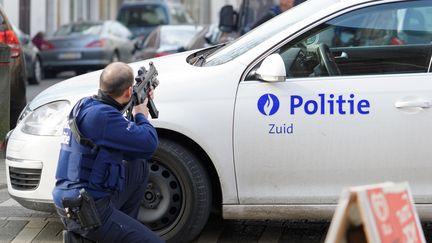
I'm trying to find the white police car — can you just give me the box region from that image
[6,0,432,241]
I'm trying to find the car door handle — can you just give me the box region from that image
[395,100,432,108]
[334,51,348,59]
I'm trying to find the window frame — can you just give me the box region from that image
[243,0,432,82]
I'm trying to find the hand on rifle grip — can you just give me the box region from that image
[132,99,149,118]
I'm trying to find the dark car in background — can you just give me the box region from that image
[133,25,202,60]
[0,7,26,130]
[12,25,41,85]
[185,24,224,50]
[117,0,193,40]
[39,20,135,78]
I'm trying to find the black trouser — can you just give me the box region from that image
[58,159,164,243]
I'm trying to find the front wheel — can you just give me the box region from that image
[138,139,212,243]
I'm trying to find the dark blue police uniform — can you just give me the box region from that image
[52,94,164,243]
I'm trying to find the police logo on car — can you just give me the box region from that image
[257,93,280,116]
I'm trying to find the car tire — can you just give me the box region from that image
[138,139,212,243]
[28,57,42,85]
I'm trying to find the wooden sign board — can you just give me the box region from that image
[325,182,426,243]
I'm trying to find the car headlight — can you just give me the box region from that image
[21,100,71,136]
[17,104,31,123]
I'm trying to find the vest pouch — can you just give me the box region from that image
[89,148,124,192]
[79,154,96,182]
[55,144,82,182]
[104,161,125,191]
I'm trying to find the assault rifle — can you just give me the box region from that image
[122,62,159,119]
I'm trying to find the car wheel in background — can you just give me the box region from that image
[28,56,42,84]
[139,139,212,243]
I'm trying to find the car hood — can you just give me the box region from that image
[29,50,197,110]
[29,71,100,110]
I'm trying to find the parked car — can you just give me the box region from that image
[183,24,226,51]
[39,20,135,78]
[116,0,193,40]
[133,25,203,61]
[0,7,27,130]
[0,42,10,147]
[6,0,432,242]
[12,25,41,85]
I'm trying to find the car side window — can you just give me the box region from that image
[278,0,432,78]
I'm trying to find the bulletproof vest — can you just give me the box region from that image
[55,97,125,198]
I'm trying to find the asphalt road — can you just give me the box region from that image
[1,76,432,242]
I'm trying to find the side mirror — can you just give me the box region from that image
[305,35,318,45]
[219,5,237,32]
[256,54,286,82]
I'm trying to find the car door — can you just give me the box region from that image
[234,0,432,205]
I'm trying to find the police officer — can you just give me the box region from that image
[52,62,164,243]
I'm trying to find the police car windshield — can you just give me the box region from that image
[204,0,338,66]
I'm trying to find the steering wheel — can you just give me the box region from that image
[316,43,341,76]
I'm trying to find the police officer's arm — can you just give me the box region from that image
[96,106,158,159]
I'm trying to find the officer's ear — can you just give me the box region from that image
[123,86,132,99]
[127,86,133,97]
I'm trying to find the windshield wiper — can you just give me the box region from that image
[194,55,206,66]
[193,43,227,67]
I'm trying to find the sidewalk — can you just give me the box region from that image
[0,150,62,243]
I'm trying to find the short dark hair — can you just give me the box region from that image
[99,62,134,98]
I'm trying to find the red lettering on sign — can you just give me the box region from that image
[367,188,423,243]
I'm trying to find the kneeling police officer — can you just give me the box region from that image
[52,62,164,243]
